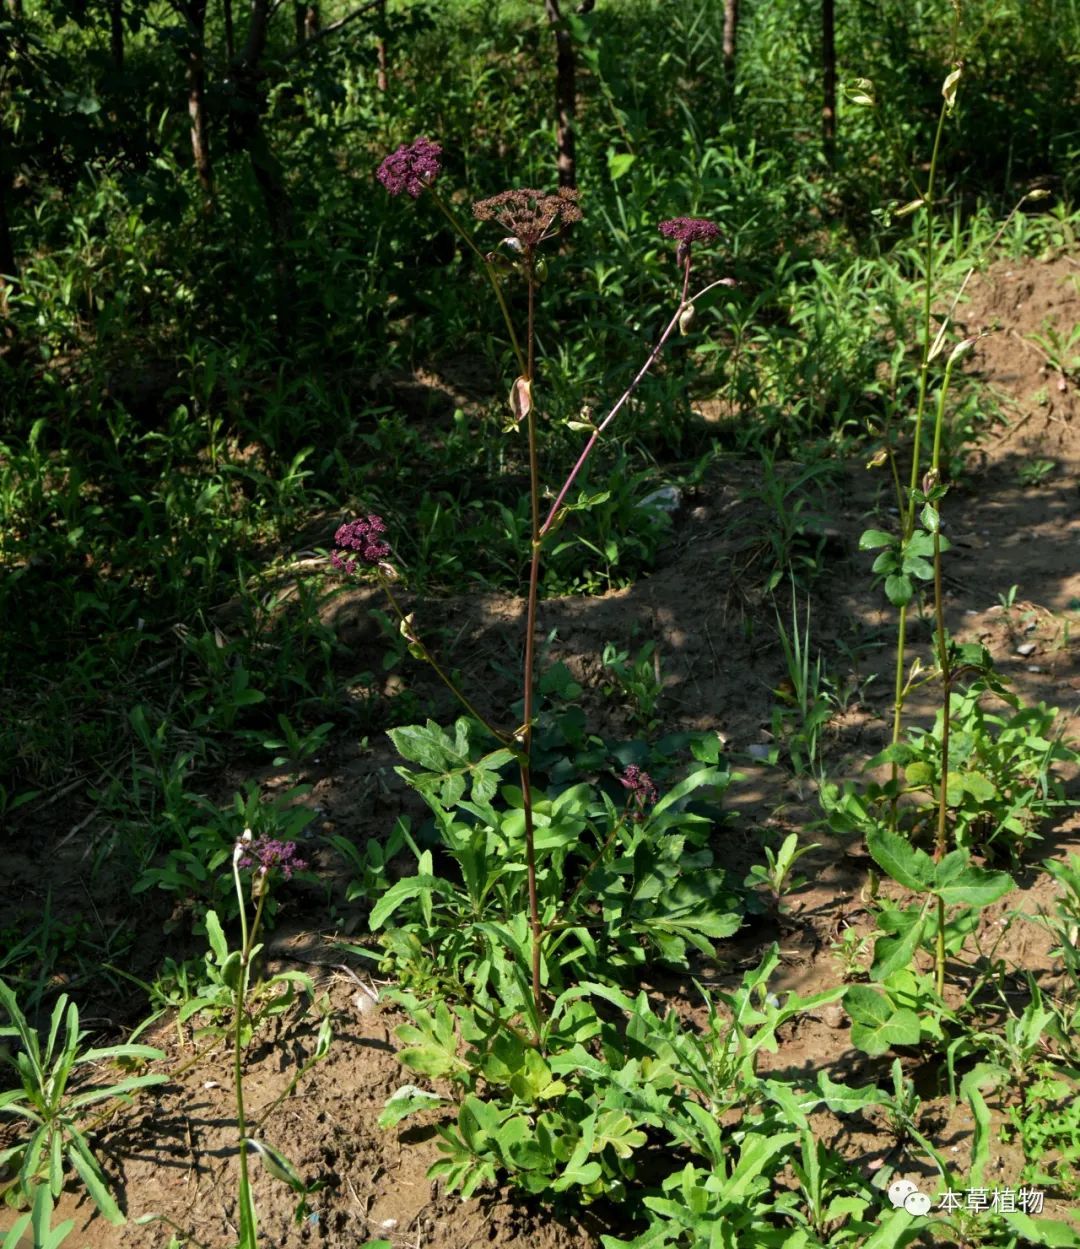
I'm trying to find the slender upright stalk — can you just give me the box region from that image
[376,572,513,747]
[541,268,738,538]
[928,348,964,993]
[231,848,266,1245]
[520,252,544,1040]
[430,193,527,378]
[887,95,950,823]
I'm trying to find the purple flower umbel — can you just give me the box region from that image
[473,187,582,250]
[331,515,391,574]
[377,138,442,198]
[619,765,659,819]
[239,837,307,880]
[658,217,721,245]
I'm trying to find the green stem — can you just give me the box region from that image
[376,573,514,748]
[231,850,267,1247]
[930,351,961,994]
[888,94,950,825]
[430,191,527,379]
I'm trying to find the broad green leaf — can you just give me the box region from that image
[871,909,929,981]
[608,151,636,180]
[859,529,894,550]
[866,826,935,891]
[885,574,913,606]
[933,856,1014,908]
[844,986,920,1057]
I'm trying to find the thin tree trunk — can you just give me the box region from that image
[543,0,576,189]
[0,122,18,289]
[4,0,22,19]
[822,0,836,163]
[223,0,234,60]
[236,0,293,337]
[110,0,124,71]
[187,0,213,196]
[723,0,738,77]
[374,0,387,91]
[295,0,318,45]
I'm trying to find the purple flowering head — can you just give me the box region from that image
[658,217,721,245]
[239,837,306,880]
[377,137,442,198]
[619,765,659,819]
[331,515,391,575]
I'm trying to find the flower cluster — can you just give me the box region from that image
[331,515,391,574]
[619,765,659,819]
[377,137,442,198]
[658,217,720,244]
[239,837,307,880]
[473,187,582,249]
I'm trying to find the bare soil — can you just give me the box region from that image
[4,253,1080,1248]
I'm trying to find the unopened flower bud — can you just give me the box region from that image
[922,469,939,495]
[678,303,697,335]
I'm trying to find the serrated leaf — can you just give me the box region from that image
[871,911,928,981]
[816,1072,889,1115]
[866,826,935,891]
[933,857,1014,909]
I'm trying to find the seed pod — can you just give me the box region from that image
[678,303,697,335]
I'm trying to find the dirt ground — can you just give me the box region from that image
[3,253,1080,1248]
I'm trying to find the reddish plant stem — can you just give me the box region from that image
[520,251,544,1043]
[540,259,728,539]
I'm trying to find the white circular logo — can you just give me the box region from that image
[887,1179,919,1208]
[904,1191,932,1217]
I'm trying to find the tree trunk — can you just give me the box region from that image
[4,0,23,19]
[0,122,18,290]
[187,0,213,196]
[223,0,234,60]
[822,0,836,163]
[294,0,318,44]
[543,0,576,189]
[236,0,294,337]
[722,0,738,77]
[110,0,124,72]
[374,0,387,91]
